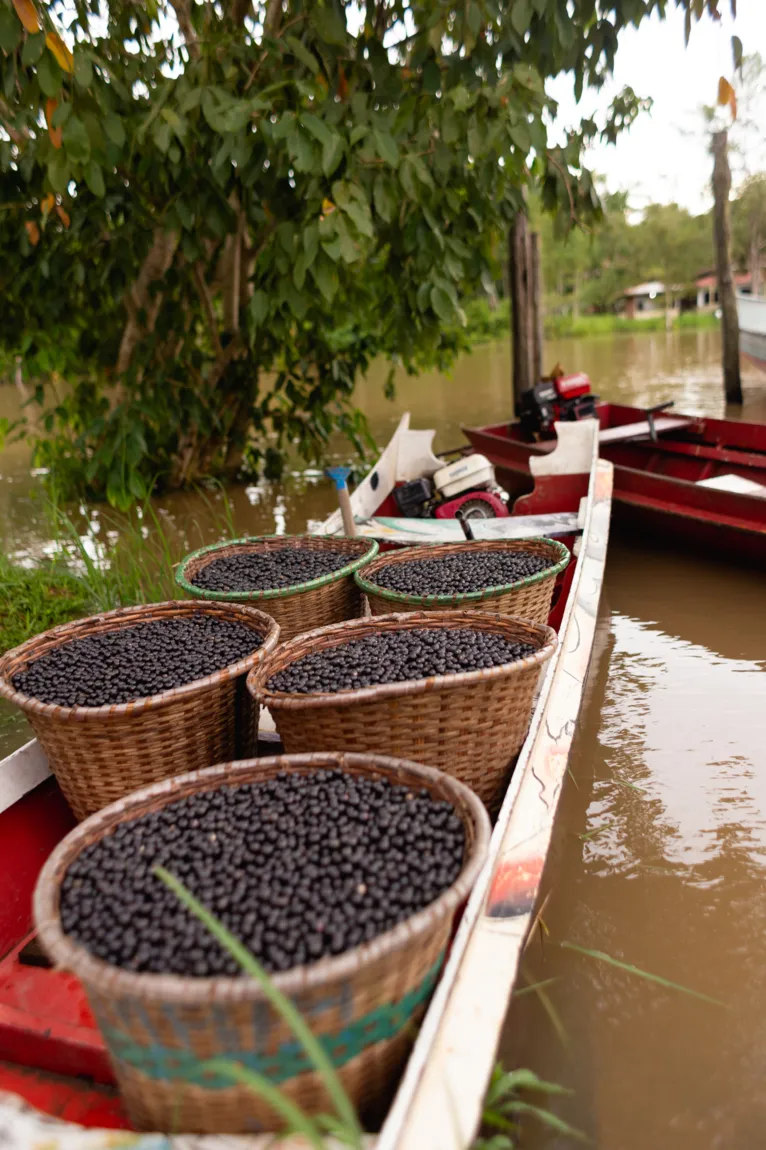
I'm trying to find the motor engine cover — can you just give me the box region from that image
[435,491,509,519]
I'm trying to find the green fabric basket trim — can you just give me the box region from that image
[98,952,444,1089]
[175,535,379,602]
[354,537,570,607]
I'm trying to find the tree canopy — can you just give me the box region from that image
[0,0,735,506]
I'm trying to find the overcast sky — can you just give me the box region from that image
[548,0,766,217]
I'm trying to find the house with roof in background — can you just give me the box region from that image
[619,271,754,318]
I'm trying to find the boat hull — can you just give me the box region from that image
[738,292,766,373]
[466,403,766,567]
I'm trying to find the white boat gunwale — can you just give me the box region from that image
[0,419,612,1149]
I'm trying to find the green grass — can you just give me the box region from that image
[0,556,92,654]
[461,297,720,346]
[0,489,237,656]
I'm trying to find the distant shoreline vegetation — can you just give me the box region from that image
[462,298,721,345]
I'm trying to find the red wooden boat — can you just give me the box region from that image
[465,401,766,566]
[0,419,612,1148]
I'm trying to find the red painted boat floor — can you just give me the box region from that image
[0,1060,129,1128]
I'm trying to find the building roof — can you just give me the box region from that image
[622,281,684,298]
[696,271,751,289]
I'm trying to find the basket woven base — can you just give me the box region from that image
[366,576,556,624]
[28,680,251,821]
[272,673,538,813]
[262,577,366,642]
[98,1014,422,1134]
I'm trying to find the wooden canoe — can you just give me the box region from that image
[465,401,766,566]
[0,419,612,1148]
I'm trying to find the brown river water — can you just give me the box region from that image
[1,327,766,1147]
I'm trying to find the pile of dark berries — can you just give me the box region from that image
[58,770,466,976]
[369,549,554,597]
[190,547,350,593]
[12,614,263,707]
[268,628,536,694]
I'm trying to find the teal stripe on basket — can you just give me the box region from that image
[99,953,444,1088]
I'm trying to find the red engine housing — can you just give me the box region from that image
[435,491,509,519]
[553,372,592,400]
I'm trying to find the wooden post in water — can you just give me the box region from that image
[712,129,743,405]
[530,231,543,388]
[509,213,541,412]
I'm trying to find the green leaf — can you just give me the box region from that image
[293,249,308,289]
[372,128,399,167]
[335,215,359,263]
[560,942,727,1007]
[62,115,91,164]
[153,868,363,1146]
[288,125,316,173]
[0,6,21,54]
[373,175,397,223]
[204,1061,326,1150]
[303,222,319,267]
[21,32,45,67]
[301,112,332,146]
[311,7,347,45]
[511,0,532,36]
[51,101,72,128]
[285,34,318,74]
[732,34,743,72]
[313,256,338,301]
[84,159,105,197]
[344,200,373,238]
[322,133,344,178]
[47,149,70,195]
[249,290,269,327]
[104,113,125,147]
[73,52,93,89]
[321,234,342,262]
[399,157,419,201]
[430,284,455,322]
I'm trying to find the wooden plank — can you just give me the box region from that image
[598,416,692,445]
[469,511,580,539]
[377,458,613,1150]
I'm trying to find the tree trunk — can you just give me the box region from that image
[509,214,535,412]
[712,130,743,405]
[572,269,580,320]
[530,231,543,387]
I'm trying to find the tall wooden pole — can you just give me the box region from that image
[509,214,541,412]
[712,130,743,405]
[530,231,543,387]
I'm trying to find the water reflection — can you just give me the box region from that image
[502,539,766,1150]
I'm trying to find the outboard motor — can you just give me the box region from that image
[518,371,598,437]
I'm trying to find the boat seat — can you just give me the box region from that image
[696,473,766,499]
[351,512,581,545]
[598,417,693,445]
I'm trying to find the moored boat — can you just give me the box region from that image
[0,418,612,1147]
[738,292,766,373]
[466,397,766,567]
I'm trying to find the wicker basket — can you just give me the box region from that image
[249,611,557,812]
[0,602,279,821]
[33,752,490,1134]
[176,535,379,642]
[355,538,570,624]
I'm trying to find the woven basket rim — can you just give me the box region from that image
[175,534,379,602]
[248,609,557,712]
[354,537,570,607]
[33,752,490,1004]
[0,600,280,721]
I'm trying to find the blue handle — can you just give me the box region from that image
[326,466,351,491]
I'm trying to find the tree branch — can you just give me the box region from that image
[192,262,223,354]
[117,228,180,376]
[169,0,200,59]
